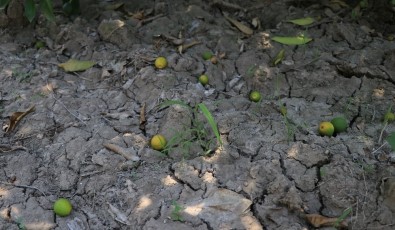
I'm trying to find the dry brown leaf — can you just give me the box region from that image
[3,105,35,133]
[305,214,348,228]
[103,143,139,161]
[139,102,147,132]
[178,40,201,54]
[224,15,253,35]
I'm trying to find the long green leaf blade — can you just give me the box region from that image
[40,0,55,22]
[0,0,11,10]
[387,132,395,151]
[158,100,191,111]
[272,36,312,45]
[198,103,222,146]
[24,0,36,22]
[287,17,315,26]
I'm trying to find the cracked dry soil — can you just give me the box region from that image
[1,0,395,229]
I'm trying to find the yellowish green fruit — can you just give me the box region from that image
[53,198,72,217]
[199,74,209,86]
[318,121,335,137]
[150,134,167,151]
[154,57,167,69]
[384,112,395,123]
[35,41,45,49]
[202,51,213,60]
[249,90,261,102]
[280,104,287,116]
[330,117,348,133]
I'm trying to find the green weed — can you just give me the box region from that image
[334,207,352,227]
[170,201,184,222]
[16,217,26,230]
[158,100,222,157]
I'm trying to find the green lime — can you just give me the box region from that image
[155,57,167,69]
[53,198,72,217]
[249,90,261,102]
[199,74,209,86]
[330,117,348,133]
[35,41,45,49]
[150,134,167,151]
[318,121,334,137]
[202,51,213,60]
[384,112,395,123]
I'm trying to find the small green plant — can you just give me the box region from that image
[334,207,352,227]
[12,69,32,83]
[170,201,184,222]
[158,100,222,157]
[16,217,26,230]
[0,0,80,23]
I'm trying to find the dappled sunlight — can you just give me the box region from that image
[0,208,9,220]
[161,175,178,186]
[258,32,273,49]
[202,145,225,163]
[136,195,152,211]
[373,88,385,98]
[0,186,9,201]
[287,143,300,158]
[183,202,204,216]
[41,83,55,95]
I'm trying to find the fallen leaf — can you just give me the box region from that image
[330,0,350,8]
[58,59,95,72]
[272,49,285,66]
[224,15,253,35]
[287,17,315,26]
[3,105,35,133]
[271,36,312,45]
[104,2,124,11]
[139,102,147,132]
[104,143,140,161]
[387,132,395,151]
[305,213,348,228]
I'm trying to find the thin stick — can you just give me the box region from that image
[0,181,46,196]
[378,122,388,144]
[51,94,87,125]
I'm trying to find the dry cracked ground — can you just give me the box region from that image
[1,0,395,229]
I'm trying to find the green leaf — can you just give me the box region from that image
[334,207,352,227]
[40,0,55,22]
[272,36,312,45]
[197,103,222,146]
[287,17,315,26]
[387,132,395,151]
[24,0,36,22]
[58,59,95,72]
[0,0,11,10]
[158,100,191,111]
[272,49,285,66]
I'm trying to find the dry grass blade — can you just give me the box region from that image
[224,15,253,35]
[3,105,35,133]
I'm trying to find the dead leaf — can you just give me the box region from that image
[139,102,147,132]
[305,214,348,228]
[58,59,95,72]
[104,2,124,11]
[178,40,201,54]
[3,105,35,133]
[224,15,253,35]
[104,143,140,161]
[107,202,131,225]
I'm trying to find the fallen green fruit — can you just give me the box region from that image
[331,117,348,133]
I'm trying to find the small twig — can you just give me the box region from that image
[137,14,164,28]
[0,144,28,153]
[51,94,87,125]
[371,142,388,155]
[0,181,47,196]
[378,122,388,144]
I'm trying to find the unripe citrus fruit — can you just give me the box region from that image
[330,117,348,133]
[53,198,72,217]
[155,57,167,69]
[249,90,261,102]
[199,74,209,86]
[384,112,395,123]
[150,134,167,151]
[318,121,334,137]
[202,51,213,60]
